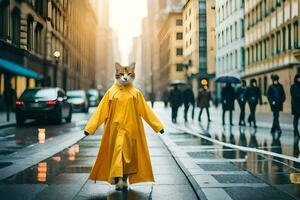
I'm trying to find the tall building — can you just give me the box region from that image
[146,0,186,99]
[0,0,97,102]
[129,36,143,91]
[244,0,300,112]
[141,17,152,95]
[216,0,245,78]
[157,12,185,93]
[90,0,113,90]
[182,0,216,94]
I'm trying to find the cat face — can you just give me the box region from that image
[115,62,136,86]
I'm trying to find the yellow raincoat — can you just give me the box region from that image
[84,82,164,184]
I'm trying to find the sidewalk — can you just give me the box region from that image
[0,111,16,128]
[0,125,198,200]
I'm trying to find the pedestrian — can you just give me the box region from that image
[84,63,164,190]
[149,91,156,108]
[291,73,300,137]
[162,89,169,108]
[169,85,182,123]
[267,74,286,135]
[245,78,262,128]
[197,84,212,122]
[3,82,16,122]
[182,84,195,122]
[221,83,236,125]
[236,80,247,126]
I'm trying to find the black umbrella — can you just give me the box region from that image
[170,80,186,86]
[215,76,241,84]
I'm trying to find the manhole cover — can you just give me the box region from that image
[198,163,243,171]
[175,140,202,146]
[225,186,295,200]
[212,174,264,183]
[188,152,217,158]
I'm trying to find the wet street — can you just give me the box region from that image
[0,103,299,200]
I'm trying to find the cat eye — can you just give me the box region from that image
[128,73,132,75]
[120,73,124,76]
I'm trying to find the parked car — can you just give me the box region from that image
[67,90,88,113]
[15,87,72,125]
[87,89,100,107]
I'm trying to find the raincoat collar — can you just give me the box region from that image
[114,81,134,90]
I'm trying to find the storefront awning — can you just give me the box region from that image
[0,58,42,79]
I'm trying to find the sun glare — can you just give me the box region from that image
[109,0,147,64]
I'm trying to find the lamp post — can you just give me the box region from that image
[53,50,60,87]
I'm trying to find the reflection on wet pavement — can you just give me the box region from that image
[169,128,300,199]
[0,114,88,156]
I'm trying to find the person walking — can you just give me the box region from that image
[162,89,169,108]
[182,84,195,122]
[169,85,182,123]
[291,73,300,137]
[3,83,16,122]
[267,74,286,134]
[245,79,262,128]
[236,80,247,126]
[149,92,156,108]
[221,83,236,125]
[197,84,212,122]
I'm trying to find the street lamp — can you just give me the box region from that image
[53,50,60,87]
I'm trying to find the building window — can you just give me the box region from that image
[235,50,238,68]
[235,21,238,39]
[282,27,286,51]
[27,15,33,51]
[12,8,20,47]
[176,19,182,26]
[0,1,9,39]
[241,0,244,8]
[241,19,244,38]
[276,31,281,53]
[35,24,43,54]
[190,38,192,45]
[241,47,245,68]
[288,24,292,49]
[176,64,183,71]
[256,44,258,62]
[294,21,299,48]
[176,48,183,56]
[36,0,44,16]
[176,32,183,40]
[263,76,268,96]
[271,34,275,56]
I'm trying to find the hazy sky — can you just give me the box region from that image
[109,0,147,64]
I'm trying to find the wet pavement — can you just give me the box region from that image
[0,103,299,199]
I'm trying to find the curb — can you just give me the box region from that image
[0,122,16,129]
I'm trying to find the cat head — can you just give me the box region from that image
[115,62,136,86]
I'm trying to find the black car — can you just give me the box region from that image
[87,89,100,107]
[67,90,89,113]
[15,87,72,125]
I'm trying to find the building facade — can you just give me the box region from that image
[244,0,300,112]
[182,0,216,94]
[158,12,185,93]
[216,0,245,78]
[0,0,97,103]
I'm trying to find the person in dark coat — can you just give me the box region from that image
[149,92,156,108]
[162,89,169,108]
[3,83,16,121]
[197,85,212,122]
[169,85,182,123]
[267,74,286,134]
[291,73,300,137]
[245,78,262,128]
[182,84,195,122]
[221,83,236,125]
[236,80,247,126]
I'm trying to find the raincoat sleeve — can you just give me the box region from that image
[84,91,110,135]
[137,91,164,133]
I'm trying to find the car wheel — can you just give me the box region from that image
[66,107,72,123]
[56,108,62,124]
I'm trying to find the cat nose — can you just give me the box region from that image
[124,77,127,81]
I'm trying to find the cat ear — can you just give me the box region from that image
[129,62,135,71]
[115,62,122,71]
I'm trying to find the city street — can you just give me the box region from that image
[0,102,299,200]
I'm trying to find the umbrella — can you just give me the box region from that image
[215,76,241,84]
[170,80,186,86]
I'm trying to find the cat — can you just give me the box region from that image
[115,62,136,86]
